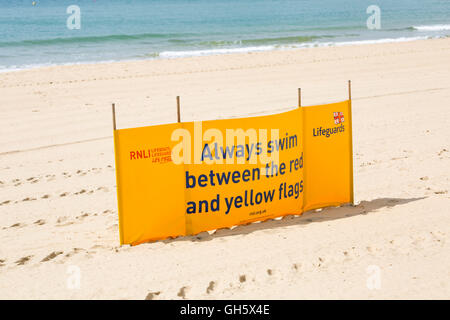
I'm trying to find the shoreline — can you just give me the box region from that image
[0,35,446,75]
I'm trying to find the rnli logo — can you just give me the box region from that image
[333,112,344,124]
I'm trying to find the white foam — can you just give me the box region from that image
[159,36,434,59]
[331,36,432,46]
[159,45,276,58]
[413,24,450,31]
[0,59,120,73]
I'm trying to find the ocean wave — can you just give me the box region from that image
[192,35,329,47]
[0,33,331,49]
[0,32,194,47]
[413,24,450,31]
[159,35,434,59]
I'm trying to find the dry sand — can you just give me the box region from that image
[0,38,449,299]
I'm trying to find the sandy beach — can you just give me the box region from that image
[0,38,449,299]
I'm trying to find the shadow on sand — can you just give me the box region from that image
[161,197,425,244]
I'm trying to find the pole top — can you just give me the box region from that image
[348,80,352,100]
[112,103,117,130]
[176,96,181,123]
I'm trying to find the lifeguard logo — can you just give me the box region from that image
[129,147,172,164]
[334,111,344,124]
[313,111,345,138]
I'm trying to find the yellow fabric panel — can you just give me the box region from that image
[114,123,186,245]
[184,109,304,235]
[302,101,352,211]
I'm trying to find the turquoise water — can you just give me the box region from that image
[0,0,449,71]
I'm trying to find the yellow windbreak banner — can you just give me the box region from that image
[114,101,353,245]
[303,101,353,211]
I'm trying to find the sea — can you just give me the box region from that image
[0,0,449,72]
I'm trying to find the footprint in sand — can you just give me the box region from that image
[145,291,161,300]
[177,286,189,299]
[1,200,11,206]
[317,257,324,267]
[41,251,63,262]
[76,213,89,220]
[56,216,73,226]
[292,263,301,271]
[16,255,33,265]
[34,219,45,225]
[10,222,26,228]
[206,281,216,294]
[22,197,36,202]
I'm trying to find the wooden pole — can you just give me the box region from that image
[298,88,301,108]
[348,80,355,205]
[348,80,352,100]
[112,103,117,130]
[176,96,181,123]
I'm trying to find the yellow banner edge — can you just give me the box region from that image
[113,130,125,245]
[347,99,355,205]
